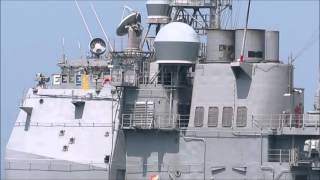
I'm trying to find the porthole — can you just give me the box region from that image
[69,137,75,144]
[62,145,68,152]
[104,132,109,137]
[175,170,181,177]
[39,99,44,104]
[59,130,65,136]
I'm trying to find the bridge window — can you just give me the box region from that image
[194,106,204,127]
[208,107,219,127]
[248,51,263,58]
[236,106,247,127]
[222,107,233,127]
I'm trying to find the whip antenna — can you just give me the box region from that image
[74,0,93,40]
[239,0,251,62]
[90,2,114,52]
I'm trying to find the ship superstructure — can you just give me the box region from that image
[5,0,320,180]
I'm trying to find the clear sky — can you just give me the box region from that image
[1,0,319,178]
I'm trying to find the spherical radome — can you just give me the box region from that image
[155,22,200,43]
[154,22,200,64]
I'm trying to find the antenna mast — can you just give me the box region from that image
[210,0,221,29]
[210,0,232,29]
[90,2,114,52]
[239,0,251,62]
[74,0,93,40]
[62,37,66,63]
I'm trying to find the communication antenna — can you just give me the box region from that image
[116,8,142,51]
[287,28,320,110]
[62,37,66,63]
[239,0,251,62]
[90,38,107,57]
[290,28,319,64]
[78,40,82,59]
[210,0,232,29]
[122,5,135,20]
[116,12,142,36]
[90,2,114,52]
[74,0,93,40]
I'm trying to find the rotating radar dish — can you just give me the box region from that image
[116,12,141,36]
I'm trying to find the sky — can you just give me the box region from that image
[1,0,319,178]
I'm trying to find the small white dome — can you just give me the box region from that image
[155,22,200,43]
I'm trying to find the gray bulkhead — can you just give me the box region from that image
[5,1,320,179]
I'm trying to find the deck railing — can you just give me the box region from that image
[126,162,203,174]
[5,159,108,172]
[171,0,213,7]
[268,148,320,169]
[253,114,320,130]
[14,122,112,127]
[121,114,189,130]
[268,149,290,163]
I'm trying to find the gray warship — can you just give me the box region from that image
[5,0,320,179]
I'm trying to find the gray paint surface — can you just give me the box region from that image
[5,1,320,180]
[206,29,235,62]
[235,29,265,62]
[155,41,200,63]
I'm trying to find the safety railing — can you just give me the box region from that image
[24,92,112,101]
[121,113,189,130]
[171,0,213,7]
[253,114,320,130]
[268,148,320,169]
[268,149,290,163]
[291,152,320,169]
[157,72,189,86]
[126,163,203,174]
[14,121,112,127]
[287,148,320,169]
[5,159,108,172]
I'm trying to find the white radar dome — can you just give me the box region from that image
[154,22,200,64]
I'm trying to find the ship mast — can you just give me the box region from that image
[209,0,219,29]
[209,0,232,29]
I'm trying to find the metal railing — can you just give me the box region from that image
[172,0,213,7]
[14,121,112,127]
[289,148,320,168]
[157,72,189,86]
[175,14,209,31]
[268,148,320,169]
[126,162,203,174]
[253,114,320,130]
[5,159,108,172]
[268,149,290,163]
[121,113,189,130]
